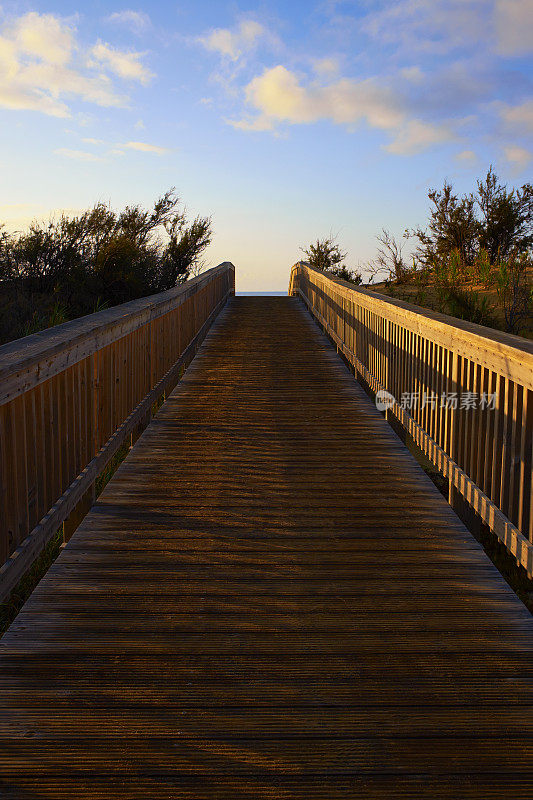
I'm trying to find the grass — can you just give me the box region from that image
[368,273,533,339]
[0,528,64,636]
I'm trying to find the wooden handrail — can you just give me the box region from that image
[290,261,533,574]
[0,262,235,601]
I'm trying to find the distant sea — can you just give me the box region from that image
[236,291,286,296]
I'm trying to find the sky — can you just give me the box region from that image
[0,1,531,291]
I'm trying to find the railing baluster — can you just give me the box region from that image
[290,261,533,574]
[0,262,235,601]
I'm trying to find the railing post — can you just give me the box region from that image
[447,351,459,506]
[384,318,392,422]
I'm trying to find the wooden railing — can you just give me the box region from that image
[290,261,533,574]
[0,262,235,601]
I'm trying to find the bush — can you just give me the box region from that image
[412,167,533,271]
[0,189,212,344]
[495,251,533,335]
[301,236,362,285]
[369,169,533,335]
[367,229,415,284]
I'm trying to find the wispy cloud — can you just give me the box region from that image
[106,10,151,35]
[312,57,340,78]
[198,16,281,100]
[494,0,533,56]
[362,0,533,58]
[89,42,154,85]
[503,144,532,170]
[199,19,273,61]
[361,0,490,55]
[54,137,170,161]
[122,141,169,154]
[54,148,104,162]
[455,149,478,165]
[500,99,533,134]
[385,119,454,155]
[0,11,153,118]
[400,66,424,84]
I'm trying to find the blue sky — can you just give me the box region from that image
[0,0,531,290]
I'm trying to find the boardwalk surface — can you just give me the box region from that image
[2,296,533,799]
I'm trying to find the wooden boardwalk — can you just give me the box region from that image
[2,296,533,798]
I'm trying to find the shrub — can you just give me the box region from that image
[0,189,212,344]
[495,251,532,335]
[301,236,362,285]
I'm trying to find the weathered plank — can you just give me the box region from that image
[1,296,533,798]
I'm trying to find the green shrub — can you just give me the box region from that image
[0,189,212,345]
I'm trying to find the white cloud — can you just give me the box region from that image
[313,57,340,77]
[0,12,153,117]
[362,0,532,58]
[55,148,104,161]
[122,140,169,154]
[238,65,403,128]
[90,42,153,85]
[232,64,452,154]
[504,145,532,170]
[10,11,74,66]
[0,82,69,117]
[495,0,533,55]
[53,137,170,159]
[231,114,276,132]
[500,99,533,134]
[21,62,126,107]
[106,10,151,34]
[199,19,272,61]
[385,118,454,155]
[455,149,478,164]
[400,66,424,83]
[362,0,490,55]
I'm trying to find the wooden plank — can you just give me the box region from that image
[2,296,533,798]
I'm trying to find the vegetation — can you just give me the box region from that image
[0,527,63,637]
[0,189,212,345]
[367,228,415,285]
[301,236,362,285]
[413,167,533,268]
[368,169,533,336]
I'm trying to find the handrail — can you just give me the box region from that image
[0,262,235,601]
[290,261,533,574]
